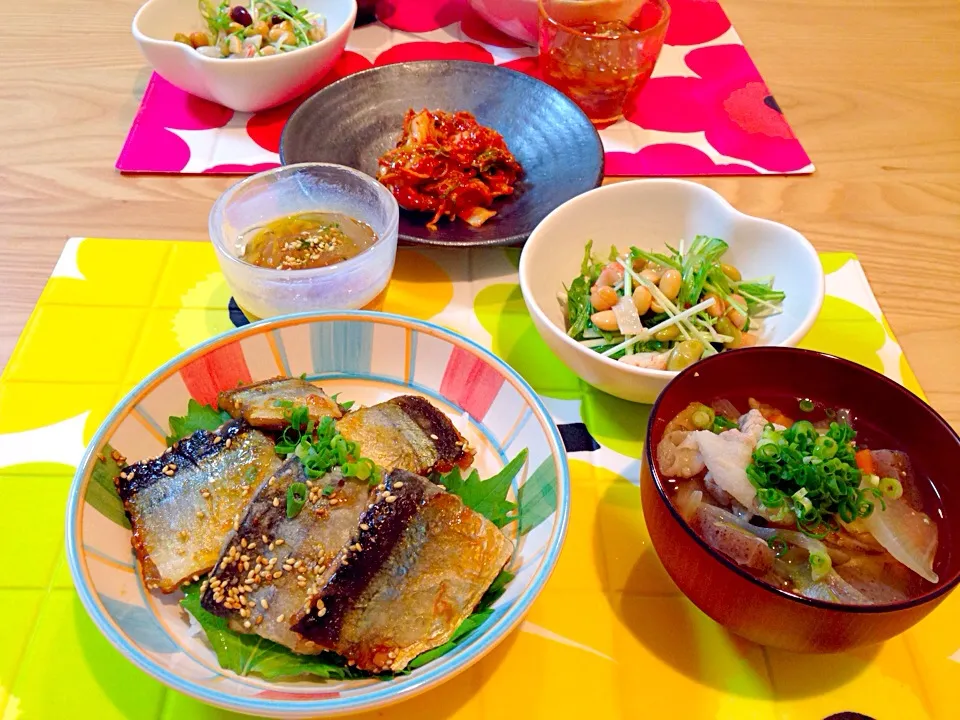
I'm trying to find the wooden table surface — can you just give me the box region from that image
[1,0,958,425]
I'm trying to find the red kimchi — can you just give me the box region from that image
[377,109,523,230]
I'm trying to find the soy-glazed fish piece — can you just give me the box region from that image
[291,470,513,672]
[336,396,475,475]
[115,421,281,592]
[218,377,343,430]
[199,458,371,654]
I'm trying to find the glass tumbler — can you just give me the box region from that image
[538,0,671,125]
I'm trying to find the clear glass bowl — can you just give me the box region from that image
[209,163,399,319]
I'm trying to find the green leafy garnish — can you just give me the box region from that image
[678,236,729,308]
[200,0,233,35]
[86,444,131,529]
[330,392,355,411]
[180,584,360,680]
[517,458,558,536]
[434,449,527,528]
[405,569,515,670]
[580,239,602,280]
[286,482,307,518]
[480,569,515,608]
[746,419,876,537]
[629,245,681,272]
[166,399,232,446]
[563,239,601,340]
[405,608,493,670]
[564,275,591,339]
[735,282,787,317]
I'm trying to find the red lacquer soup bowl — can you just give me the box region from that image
[640,347,960,653]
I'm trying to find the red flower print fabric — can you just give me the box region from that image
[116,0,811,176]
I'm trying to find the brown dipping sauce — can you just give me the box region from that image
[240,212,378,271]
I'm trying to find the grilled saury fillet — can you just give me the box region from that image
[291,469,513,672]
[200,459,371,653]
[336,395,474,476]
[219,377,343,430]
[115,421,281,592]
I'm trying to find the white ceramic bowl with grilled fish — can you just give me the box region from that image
[65,311,569,718]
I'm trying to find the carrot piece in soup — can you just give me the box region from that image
[855,449,875,475]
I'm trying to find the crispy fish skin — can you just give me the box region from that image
[336,395,474,476]
[200,459,371,653]
[218,377,343,430]
[116,421,281,593]
[291,469,513,672]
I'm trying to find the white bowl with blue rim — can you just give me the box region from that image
[65,311,569,718]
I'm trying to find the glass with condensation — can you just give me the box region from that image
[538,0,671,125]
[209,163,399,321]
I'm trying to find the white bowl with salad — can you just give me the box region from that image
[133,0,357,112]
[519,179,824,404]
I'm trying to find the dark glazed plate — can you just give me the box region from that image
[279,60,604,247]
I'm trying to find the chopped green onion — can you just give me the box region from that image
[275,404,312,455]
[856,487,885,518]
[711,415,737,433]
[792,488,813,513]
[691,405,714,430]
[757,487,786,507]
[809,549,832,581]
[747,414,867,537]
[879,477,903,500]
[286,482,307,518]
[813,435,838,460]
[758,443,781,460]
[837,500,856,524]
[343,457,378,483]
[766,536,788,558]
[799,398,815,412]
[791,420,817,442]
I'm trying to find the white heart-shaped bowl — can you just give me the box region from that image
[66,311,569,718]
[519,179,825,404]
[132,0,356,112]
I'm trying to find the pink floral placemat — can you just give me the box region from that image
[117,0,813,176]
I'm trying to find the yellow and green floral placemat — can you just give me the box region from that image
[0,239,955,719]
